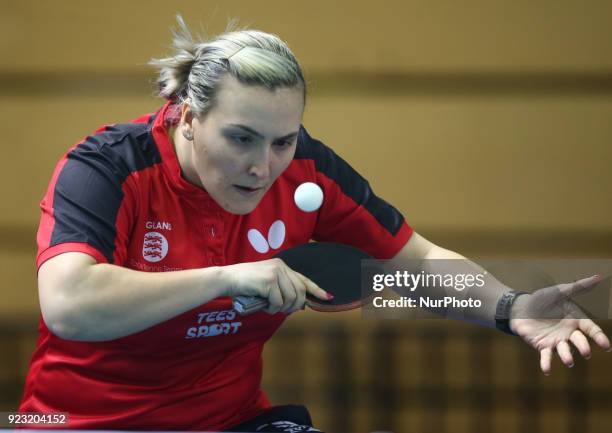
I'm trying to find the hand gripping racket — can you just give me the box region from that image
[233,242,377,315]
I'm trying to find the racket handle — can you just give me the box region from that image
[233,295,269,315]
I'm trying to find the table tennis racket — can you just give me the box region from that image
[232,242,377,315]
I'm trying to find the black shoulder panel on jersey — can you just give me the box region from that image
[50,120,162,263]
[294,126,405,236]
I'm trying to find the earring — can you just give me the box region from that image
[183,130,193,141]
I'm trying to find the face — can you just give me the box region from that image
[178,75,304,214]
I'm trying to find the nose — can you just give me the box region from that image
[248,146,272,179]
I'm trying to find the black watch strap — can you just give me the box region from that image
[495,290,527,335]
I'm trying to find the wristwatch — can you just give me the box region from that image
[495,290,527,335]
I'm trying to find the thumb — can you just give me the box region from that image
[559,274,602,297]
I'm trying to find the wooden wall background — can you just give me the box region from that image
[1,1,611,432]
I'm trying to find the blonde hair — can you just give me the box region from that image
[149,15,306,117]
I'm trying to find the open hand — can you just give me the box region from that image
[509,275,611,375]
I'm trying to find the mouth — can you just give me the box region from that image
[233,185,265,196]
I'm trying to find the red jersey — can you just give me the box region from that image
[20,101,413,430]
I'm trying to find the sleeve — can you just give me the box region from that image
[295,127,414,259]
[36,137,137,269]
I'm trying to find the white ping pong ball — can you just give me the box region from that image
[294,182,324,212]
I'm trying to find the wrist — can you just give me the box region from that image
[509,293,530,321]
[203,265,233,298]
[508,293,531,334]
[495,290,528,335]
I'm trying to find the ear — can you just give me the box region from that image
[180,102,195,141]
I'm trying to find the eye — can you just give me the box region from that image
[274,139,295,148]
[231,135,253,145]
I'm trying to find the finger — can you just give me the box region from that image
[579,319,611,352]
[569,330,592,359]
[263,277,284,315]
[540,348,553,375]
[276,269,298,313]
[556,341,575,368]
[285,270,307,312]
[296,272,332,301]
[559,274,601,297]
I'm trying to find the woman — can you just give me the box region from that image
[20,16,610,432]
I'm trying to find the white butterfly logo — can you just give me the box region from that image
[247,220,286,254]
